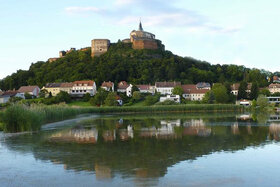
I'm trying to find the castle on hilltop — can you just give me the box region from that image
[49,22,164,61]
[91,21,164,57]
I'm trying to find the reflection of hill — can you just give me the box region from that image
[2,120,270,180]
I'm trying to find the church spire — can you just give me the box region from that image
[138,20,143,31]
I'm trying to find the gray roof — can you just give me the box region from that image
[45,83,62,88]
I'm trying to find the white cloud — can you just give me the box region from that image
[65,7,101,14]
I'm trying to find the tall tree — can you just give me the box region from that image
[237,81,248,100]
[249,82,259,100]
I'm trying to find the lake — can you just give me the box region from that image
[1,112,280,187]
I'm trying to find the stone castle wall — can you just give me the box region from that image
[91,39,110,57]
[132,40,158,50]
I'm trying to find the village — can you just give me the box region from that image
[1,76,280,106]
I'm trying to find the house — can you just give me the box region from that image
[196,82,211,90]
[101,81,114,92]
[60,82,74,94]
[268,83,280,94]
[182,84,208,101]
[71,80,97,97]
[117,81,133,97]
[159,95,180,103]
[18,86,40,98]
[155,82,181,95]
[136,84,155,94]
[43,83,62,96]
[0,90,22,104]
[231,83,252,96]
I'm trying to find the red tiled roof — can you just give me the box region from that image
[269,83,280,88]
[60,82,74,88]
[2,90,18,97]
[231,83,252,90]
[155,82,181,88]
[102,81,114,88]
[118,81,129,89]
[182,84,209,94]
[73,80,95,86]
[18,86,39,93]
[136,85,151,90]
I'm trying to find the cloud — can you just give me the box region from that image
[64,0,240,34]
[65,6,102,14]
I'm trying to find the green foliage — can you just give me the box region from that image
[39,89,48,98]
[259,88,270,96]
[172,86,184,96]
[83,93,91,102]
[132,91,142,102]
[144,95,159,106]
[212,84,229,103]
[238,81,248,100]
[249,82,259,100]
[105,92,118,106]
[203,91,215,104]
[89,88,108,106]
[24,92,32,99]
[155,100,179,105]
[56,91,71,103]
[256,95,269,109]
[0,44,270,92]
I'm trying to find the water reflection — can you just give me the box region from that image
[2,113,280,185]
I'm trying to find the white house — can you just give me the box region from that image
[18,86,40,98]
[182,84,208,101]
[0,95,10,104]
[101,81,114,92]
[268,83,280,94]
[117,81,133,97]
[160,95,180,103]
[136,84,155,94]
[155,82,181,95]
[71,80,97,97]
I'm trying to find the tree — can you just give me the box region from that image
[83,93,91,102]
[89,88,108,106]
[144,95,159,106]
[132,91,141,102]
[24,92,32,100]
[259,88,270,96]
[172,86,184,96]
[39,89,48,98]
[104,92,118,106]
[256,95,269,109]
[237,81,248,100]
[56,91,71,103]
[212,83,229,103]
[249,82,259,100]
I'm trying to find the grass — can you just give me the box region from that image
[1,103,243,133]
[68,101,91,107]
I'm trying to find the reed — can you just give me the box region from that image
[1,104,243,133]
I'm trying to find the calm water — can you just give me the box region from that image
[1,113,280,187]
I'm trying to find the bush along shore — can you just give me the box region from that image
[0,104,243,133]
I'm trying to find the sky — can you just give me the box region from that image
[1,0,280,79]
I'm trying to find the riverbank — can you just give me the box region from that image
[0,104,243,133]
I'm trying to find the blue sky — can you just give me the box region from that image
[1,0,279,79]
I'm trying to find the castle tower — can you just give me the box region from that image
[91,39,110,57]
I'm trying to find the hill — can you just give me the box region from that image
[0,42,271,90]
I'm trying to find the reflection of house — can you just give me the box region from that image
[155,82,181,95]
[95,164,112,180]
[160,120,181,126]
[119,125,134,140]
[103,130,116,142]
[231,123,240,135]
[269,124,280,140]
[183,119,211,137]
[49,127,98,143]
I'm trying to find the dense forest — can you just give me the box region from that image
[0,42,273,90]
